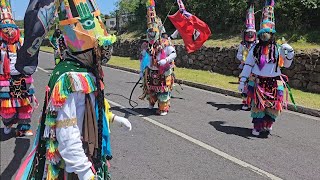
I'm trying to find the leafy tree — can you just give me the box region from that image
[15,20,24,29]
[116,0,320,42]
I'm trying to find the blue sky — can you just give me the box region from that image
[11,0,118,20]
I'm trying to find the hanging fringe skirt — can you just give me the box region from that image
[247,75,285,119]
[145,68,174,94]
[0,75,37,123]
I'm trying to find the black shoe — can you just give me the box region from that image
[258,130,270,138]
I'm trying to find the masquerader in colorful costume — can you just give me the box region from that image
[49,28,67,65]
[139,0,177,116]
[15,0,131,179]
[0,0,36,136]
[236,1,257,111]
[238,0,295,137]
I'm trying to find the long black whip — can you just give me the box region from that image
[129,77,141,108]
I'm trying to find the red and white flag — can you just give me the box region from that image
[168,0,211,53]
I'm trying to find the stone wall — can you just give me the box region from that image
[58,39,320,93]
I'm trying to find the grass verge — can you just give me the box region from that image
[40,46,320,109]
[40,46,54,53]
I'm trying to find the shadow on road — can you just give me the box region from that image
[228,81,239,85]
[105,92,140,108]
[106,92,185,109]
[110,106,156,118]
[0,128,16,141]
[207,102,242,111]
[171,96,185,100]
[106,93,133,102]
[110,106,134,119]
[0,137,30,179]
[125,81,142,85]
[209,121,254,139]
[130,107,158,117]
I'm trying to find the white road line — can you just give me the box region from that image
[108,99,283,180]
[37,66,50,74]
[104,66,320,121]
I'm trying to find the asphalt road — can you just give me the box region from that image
[1,52,320,180]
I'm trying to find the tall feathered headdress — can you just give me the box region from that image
[0,0,17,29]
[146,0,160,44]
[258,0,276,35]
[245,2,256,32]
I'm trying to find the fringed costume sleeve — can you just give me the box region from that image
[56,92,94,180]
[165,46,177,62]
[236,44,244,61]
[239,47,255,82]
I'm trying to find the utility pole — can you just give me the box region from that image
[116,10,120,33]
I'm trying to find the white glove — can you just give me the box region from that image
[238,82,245,93]
[281,43,294,60]
[158,58,168,66]
[113,115,132,131]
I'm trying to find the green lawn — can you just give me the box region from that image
[40,46,53,52]
[40,46,320,109]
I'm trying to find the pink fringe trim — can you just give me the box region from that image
[0,80,9,86]
[18,113,32,119]
[0,112,15,119]
[0,76,33,87]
